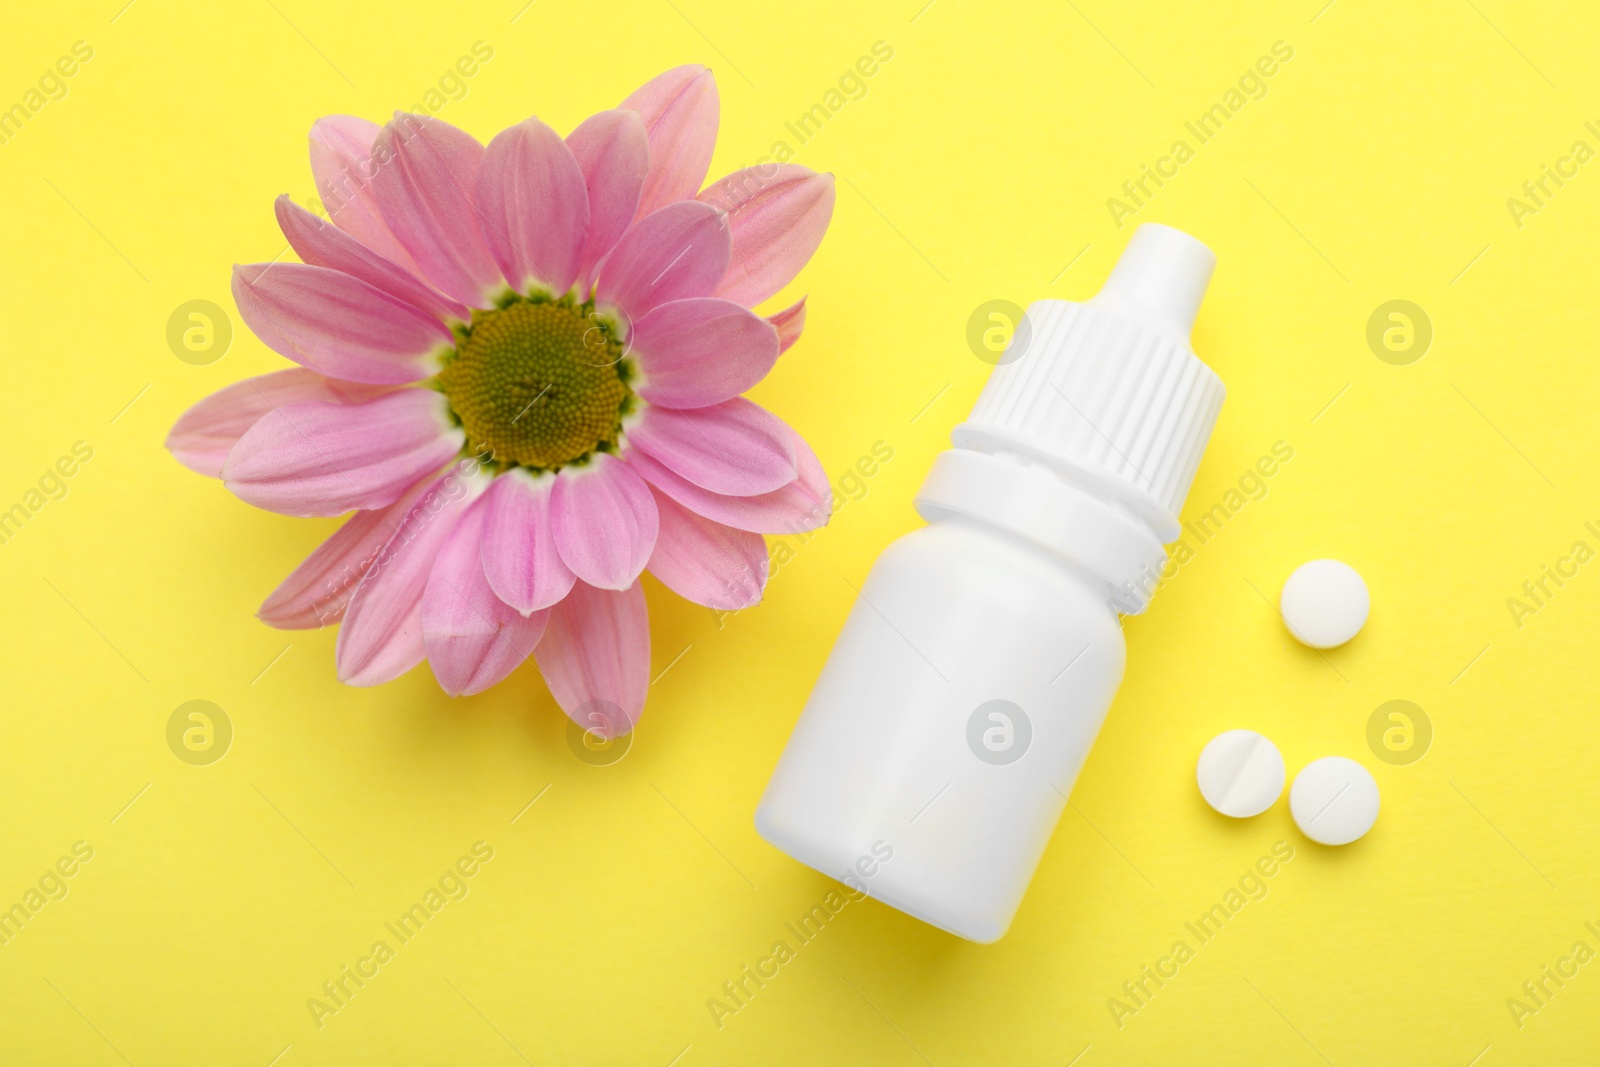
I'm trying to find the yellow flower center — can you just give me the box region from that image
[436,297,633,470]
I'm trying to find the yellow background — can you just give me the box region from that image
[2,0,1598,1062]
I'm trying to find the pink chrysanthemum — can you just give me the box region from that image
[167,66,835,737]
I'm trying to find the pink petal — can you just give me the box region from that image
[222,388,465,518]
[631,298,778,409]
[275,195,468,325]
[477,116,589,297]
[549,453,658,590]
[533,580,649,738]
[767,296,805,354]
[422,496,549,696]
[479,469,576,614]
[620,66,718,218]
[566,108,650,293]
[698,166,834,307]
[166,368,387,478]
[626,429,831,534]
[593,201,730,322]
[309,115,419,270]
[232,263,454,385]
[258,473,439,629]
[627,398,796,496]
[370,114,503,308]
[337,463,488,686]
[647,487,768,609]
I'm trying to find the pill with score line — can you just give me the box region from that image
[1196,729,1286,818]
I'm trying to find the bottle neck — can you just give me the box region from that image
[913,447,1168,615]
[951,419,1182,544]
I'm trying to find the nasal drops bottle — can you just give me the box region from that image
[755,223,1226,942]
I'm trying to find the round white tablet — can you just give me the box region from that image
[1289,756,1380,845]
[1280,559,1369,648]
[1196,730,1285,818]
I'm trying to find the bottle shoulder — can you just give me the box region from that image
[874,519,1127,645]
[912,447,1167,614]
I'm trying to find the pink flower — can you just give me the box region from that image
[167,66,835,737]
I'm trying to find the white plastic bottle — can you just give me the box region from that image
[755,223,1226,942]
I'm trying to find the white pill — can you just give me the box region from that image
[1289,756,1380,845]
[1280,559,1369,648]
[1196,730,1285,818]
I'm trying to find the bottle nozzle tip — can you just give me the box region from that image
[1090,223,1215,341]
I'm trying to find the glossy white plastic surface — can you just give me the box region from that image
[756,224,1224,942]
[755,520,1126,942]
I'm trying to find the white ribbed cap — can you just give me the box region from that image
[951,224,1225,543]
